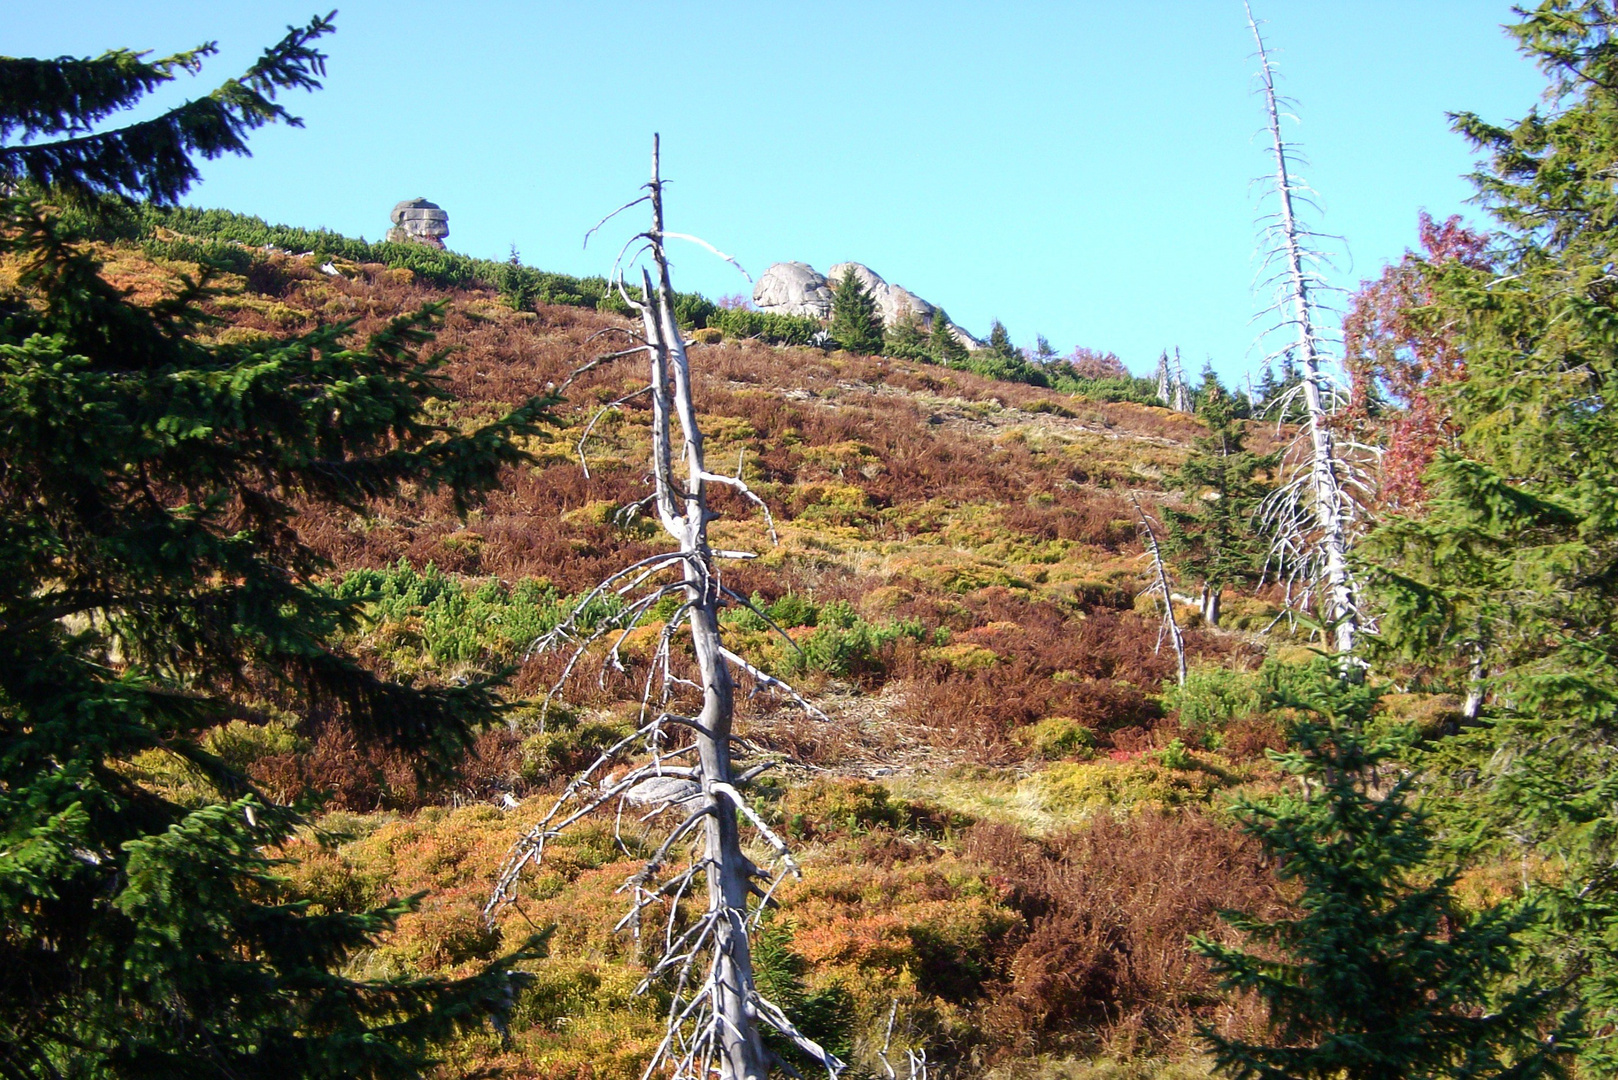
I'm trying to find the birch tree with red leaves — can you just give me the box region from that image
[1343,212,1492,511]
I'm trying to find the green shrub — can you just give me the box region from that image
[781,778,906,839]
[1164,665,1265,748]
[202,719,308,773]
[723,591,928,678]
[333,561,624,670]
[785,616,930,679]
[710,307,823,346]
[1157,738,1192,770]
[520,714,637,780]
[1018,717,1097,760]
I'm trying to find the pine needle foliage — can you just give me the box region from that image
[0,17,553,1079]
[1163,380,1274,626]
[882,306,930,361]
[0,14,336,205]
[828,266,883,354]
[1359,4,1618,1068]
[1192,669,1573,1080]
[986,319,1018,364]
[927,306,968,365]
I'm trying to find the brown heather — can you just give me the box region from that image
[93,243,1305,1076]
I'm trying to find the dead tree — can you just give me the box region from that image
[1130,492,1187,687]
[487,136,843,1080]
[876,1002,928,1080]
[1170,349,1193,414]
[1245,1,1369,656]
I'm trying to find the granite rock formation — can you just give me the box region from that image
[751,261,833,319]
[753,259,981,348]
[386,198,449,248]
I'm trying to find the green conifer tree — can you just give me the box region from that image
[827,266,883,354]
[986,319,1018,362]
[882,304,930,360]
[1192,669,1572,1080]
[1359,5,1618,1067]
[927,306,968,366]
[0,18,551,1078]
[1163,380,1273,626]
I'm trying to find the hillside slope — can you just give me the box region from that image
[88,236,1310,1079]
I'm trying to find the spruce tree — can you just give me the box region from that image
[1163,380,1272,626]
[1359,5,1618,1067]
[986,319,1018,363]
[0,18,551,1078]
[882,304,929,360]
[1192,669,1571,1080]
[827,266,883,354]
[927,306,968,366]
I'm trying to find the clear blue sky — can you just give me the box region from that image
[12,2,1543,382]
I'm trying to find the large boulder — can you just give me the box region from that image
[884,284,936,326]
[386,197,449,249]
[754,259,983,348]
[752,261,833,318]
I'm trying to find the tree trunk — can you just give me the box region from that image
[1461,646,1486,728]
[1248,2,1358,657]
[491,135,845,1080]
[647,136,772,1080]
[1132,493,1187,687]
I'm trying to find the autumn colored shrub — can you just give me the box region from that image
[966,812,1284,1056]
[249,718,424,810]
[1018,717,1098,760]
[781,778,910,840]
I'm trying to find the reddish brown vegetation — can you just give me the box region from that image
[966,812,1284,1056]
[892,600,1248,762]
[168,253,1280,809]
[1344,212,1491,509]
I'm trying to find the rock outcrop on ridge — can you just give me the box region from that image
[386,198,449,248]
[753,260,983,348]
[751,261,833,319]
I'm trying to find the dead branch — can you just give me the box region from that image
[1246,1,1363,656]
[1129,492,1187,687]
[488,135,843,1080]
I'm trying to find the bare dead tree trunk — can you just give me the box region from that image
[1131,492,1187,687]
[1461,645,1486,725]
[1246,1,1361,657]
[490,136,842,1080]
[1171,348,1192,414]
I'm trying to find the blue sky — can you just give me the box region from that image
[12,2,1544,382]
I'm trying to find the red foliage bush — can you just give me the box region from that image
[964,811,1285,1055]
[249,719,423,810]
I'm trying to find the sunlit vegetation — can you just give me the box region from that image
[12,3,1618,1076]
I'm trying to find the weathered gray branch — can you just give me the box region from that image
[1246,1,1361,656]
[488,135,842,1080]
[1130,492,1187,687]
